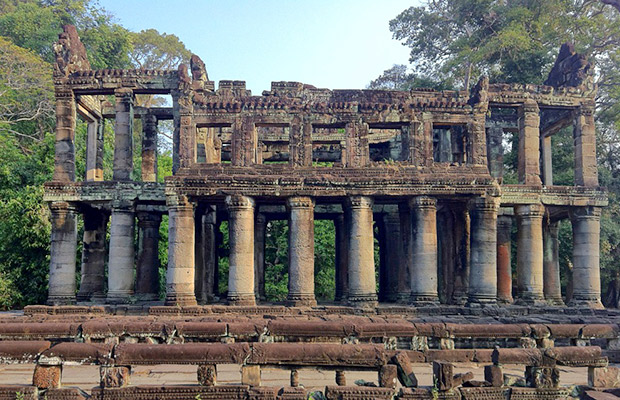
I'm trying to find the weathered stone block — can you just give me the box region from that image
[33,364,62,389]
[242,365,261,387]
[335,370,346,386]
[525,366,559,388]
[589,366,620,388]
[484,365,503,387]
[392,351,418,387]
[433,361,454,391]
[100,366,130,388]
[379,364,398,388]
[453,371,474,387]
[197,364,217,386]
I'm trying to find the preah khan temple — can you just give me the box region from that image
[2,24,620,400]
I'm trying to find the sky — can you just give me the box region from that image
[101,1,419,94]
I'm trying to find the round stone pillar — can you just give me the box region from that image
[515,204,545,305]
[468,196,499,305]
[136,212,162,301]
[165,198,197,306]
[409,196,438,305]
[496,215,513,304]
[287,196,316,307]
[543,222,564,306]
[569,207,603,309]
[107,202,135,303]
[226,195,256,306]
[346,196,377,308]
[48,202,78,305]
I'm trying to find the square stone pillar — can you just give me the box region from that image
[569,206,603,308]
[254,213,267,301]
[113,88,134,181]
[382,211,407,302]
[287,197,317,307]
[334,214,349,303]
[541,135,553,186]
[226,195,256,306]
[77,210,108,302]
[574,103,599,187]
[48,202,77,305]
[135,212,162,301]
[517,100,542,185]
[85,120,103,182]
[409,196,439,305]
[165,196,197,306]
[53,88,76,182]
[196,206,218,304]
[543,222,564,306]
[497,214,513,304]
[515,204,545,304]
[141,114,158,182]
[398,203,413,303]
[468,196,500,305]
[345,121,370,167]
[346,196,377,308]
[107,201,135,303]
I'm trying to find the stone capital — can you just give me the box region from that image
[137,211,162,225]
[497,215,513,230]
[114,88,134,102]
[225,195,255,210]
[111,199,135,212]
[570,206,602,221]
[286,196,314,209]
[409,196,437,210]
[514,203,545,218]
[54,87,74,100]
[520,99,540,114]
[49,201,77,214]
[346,196,373,209]
[470,196,500,213]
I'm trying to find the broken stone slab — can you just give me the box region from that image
[544,346,606,367]
[378,364,398,389]
[33,364,62,390]
[242,365,261,387]
[492,348,543,366]
[433,361,454,391]
[453,371,475,387]
[197,364,217,386]
[99,366,130,388]
[391,351,418,387]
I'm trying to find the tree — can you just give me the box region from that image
[128,29,192,70]
[368,64,451,90]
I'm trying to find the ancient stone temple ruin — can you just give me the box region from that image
[45,26,606,310]
[3,24,620,400]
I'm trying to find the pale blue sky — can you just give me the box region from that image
[101,1,419,94]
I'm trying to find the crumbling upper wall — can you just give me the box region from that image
[53,25,90,77]
[544,42,594,90]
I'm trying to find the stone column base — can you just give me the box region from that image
[286,294,317,307]
[410,294,439,306]
[515,295,547,307]
[546,297,565,307]
[466,296,497,307]
[164,293,197,306]
[135,293,159,302]
[348,294,378,309]
[47,296,76,306]
[568,298,604,309]
[228,293,256,306]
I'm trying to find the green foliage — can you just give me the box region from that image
[314,220,336,301]
[129,29,192,70]
[264,220,289,302]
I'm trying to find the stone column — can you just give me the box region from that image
[85,120,103,181]
[254,213,267,301]
[165,197,197,306]
[409,196,439,305]
[77,210,108,302]
[383,211,406,302]
[48,202,77,305]
[541,135,553,186]
[141,114,158,182]
[135,212,162,301]
[287,197,316,307]
[468,197,499,305]
[226,195,256,306]
[346,196,377,308]
[497,215,513,303]
[107,201,135,303]
[543,222,563,305]
[570,207,603,308]
[517,99,542,185]
[515,204,545,304]
[113,88,134,181]
[196,206,217,303]
[53,88,76,182]
[398,203,413,303]
[574,103,599,187]
[334,214,349,303]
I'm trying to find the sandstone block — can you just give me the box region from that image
[197,364,217,386]
[433,361,454,391]
[391,351,418,387]
[453,371,474,387]
[484,365,503,387]
[589,366,620,388]
[242,365,261,386]
[379,364,397,389]
[33,364,62,389]
[525,366,560,388]
[100,366,130,388]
